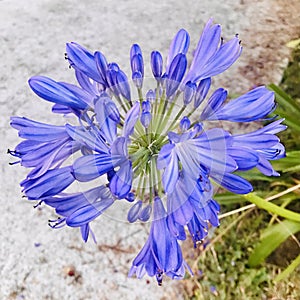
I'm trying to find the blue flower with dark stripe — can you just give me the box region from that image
[10,19,285,285]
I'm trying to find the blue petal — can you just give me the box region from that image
[185,19,242,83]
[183,81,196,105]
[258,143,286,160]
[151,51,163,79]
[228,147,259,171]
[179,116,191,131]
[131,50,144,77]
[123,101,140,138]
[116,70,131,100]
[257,156,280,176]
[191,20,221,70]
[151,198,185,276]
[51,104,73,115]
[184,19,221,82]
[132,71,143,89]
[157,143,176,169]
[166,54,187,98]
[167,131,182,143]
[208,87,275,122]
[127,200,142,223]
[187,213,208,246]
[45,186,111,215]
[29,76,88,110]
[200,88,228,120]
[138,204,152,222]
[75,69,100,96]
[129,239,153,278]
[255,119,287,135]
[104,99,121,123]
[80,224,90,242]
[94,51,108,85]
[140,111,152,128]
[129,197,191,284]
[174,143,203,178]
[66,42,104,84]
[188,172,213,208]
[21,166,74,199]
[59,82,94,106]
[16,138,80,178]
[166,29,190,74]
[72,154,113,182]
[211,172,253,194]
[94,95,118,144]
[194,78,211,108]
[65,124,109,154]
[174,128,237,178]
[167,215,186,240]
[66,197,114,227]
[157,143,179,194]
[167,178,194,225]
[233,133,279,149]
[197,36,242,80]
[109,160,132,199]
[106,67,118,93]
[11,117,68,142]
[111,137,128,166]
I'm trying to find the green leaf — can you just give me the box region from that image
[274,253,300,282]
[248,219,300,267]
[273,111,300,133]
[269,84,300,113]
[243,193,300,221]
[271,151,300,173]
[215,193,248,205]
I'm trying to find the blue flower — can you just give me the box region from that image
[128,197,192,285]
[200,86,275,122]
[10,19,286,285]
[9,117,80,178]
[184,18,242,84]
[45,186,114,242]
[231,119,286,176]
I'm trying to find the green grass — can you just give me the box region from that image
[184,212,300,300]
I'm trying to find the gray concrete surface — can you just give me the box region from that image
[1,0,299,299]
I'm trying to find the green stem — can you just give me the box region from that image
[115,95,128,114]
[130,147,146,162]
[138,88,143,102]
[141,170,148,200]
[132,151,149,170]
[136,172,144,198]
[153,90,166,133]
[274,253,300,282]
[149,159,153,202]
[243,193,300,222]
[154,82,160,115]
[164,105,186,134]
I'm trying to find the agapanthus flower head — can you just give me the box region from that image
[10,18,286,285]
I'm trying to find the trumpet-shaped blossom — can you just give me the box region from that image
[129,197,192,284]
[10,19,285,285]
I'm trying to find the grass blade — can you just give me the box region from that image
[248,219,300,267]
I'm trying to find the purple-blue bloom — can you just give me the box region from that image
[10,19,286,285]
[129,197,192,285]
